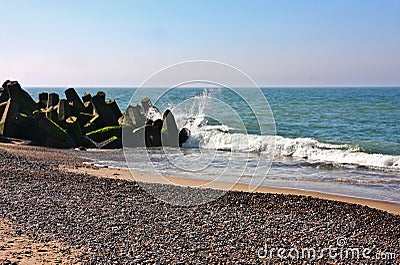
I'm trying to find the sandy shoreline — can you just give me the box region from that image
[66,164,400,215]
[1,142,399,263]
[4,140,399,214]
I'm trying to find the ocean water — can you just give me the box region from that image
[26,87,400,203]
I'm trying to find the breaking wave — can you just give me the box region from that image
[173,89,400,172]
[182,127,400,171]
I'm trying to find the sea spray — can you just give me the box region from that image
[167,89,400,171]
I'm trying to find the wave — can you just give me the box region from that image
[170,89,400,172]
[182,126,400,171]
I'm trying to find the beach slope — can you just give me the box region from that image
[0,143,399,263]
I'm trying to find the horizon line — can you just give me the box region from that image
[23,84,400,88]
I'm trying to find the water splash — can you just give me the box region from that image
[168,88,400,172]
[173,89,215,131]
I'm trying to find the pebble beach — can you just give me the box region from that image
[0,142,399,264]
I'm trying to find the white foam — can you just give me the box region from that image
[183,127,400,171]
[172,88,400,171]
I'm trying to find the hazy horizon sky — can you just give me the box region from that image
[0,0,399,87]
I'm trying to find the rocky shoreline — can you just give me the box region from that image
[0,143,399,264]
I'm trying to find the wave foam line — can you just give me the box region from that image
[183,127,400,171]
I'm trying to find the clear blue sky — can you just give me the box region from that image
[0,0,399,86]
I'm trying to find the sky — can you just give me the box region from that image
[0,0,399,87]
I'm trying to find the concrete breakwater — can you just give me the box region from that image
[0,80,189,149]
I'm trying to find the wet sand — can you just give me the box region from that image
[67,164,400,215]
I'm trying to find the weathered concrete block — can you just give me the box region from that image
[65,116,83,147]
[37,92,48,109]
[122,125,146,147]
[11,113,37,140]
[91,95,118,128]
[33,110,46,121]
[98,136,122,149]
[45,106,58,122]
[37,116,75,148]
[6,81,37,114]
[82,121,97,134]
[118,115,124,126]
[65,88,85,113]
[141,98,161,121]
[11,112,35,128]
[132,105,146,127]
[0,87,10,103]
[84,101,93,114]
[97,91,106,101]
[58,99,71,121]
[2,80,10,89]
[143,123,155,147]
[0,100,8,118]
[86,126,122,143]
[149,119,162,147]
[141,97,151,113]
[82,93,92,103]
[106,99,122,120]
[47,93,59,108]
[77,112,95,127]
[161,109,179,147]
[123,105,146,128]
[87,114,100,128]
[39,92,48,102]
[179,128,190,147]
[66,116,96,148]
[0,99,19,137]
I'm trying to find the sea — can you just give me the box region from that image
[26,87,400,203]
